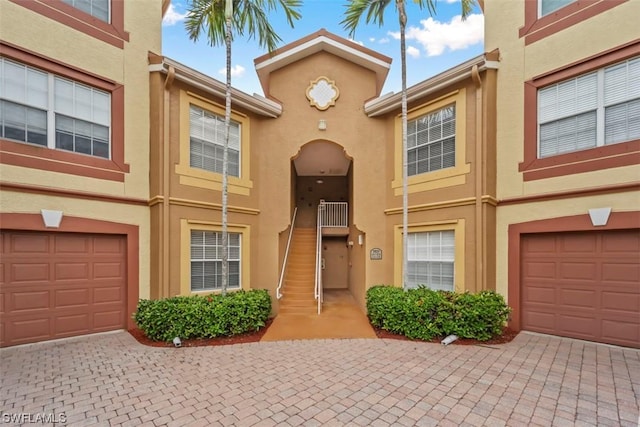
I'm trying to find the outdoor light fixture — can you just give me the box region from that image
[173,337,182,348]
[318,119,327,130]
[316,179,324,184]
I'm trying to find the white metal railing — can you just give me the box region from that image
[318,201,348,227]
[315,207,323,314]
[276,207,298,299]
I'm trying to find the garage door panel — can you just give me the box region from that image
[55,262,90,281]
[10,234,50,253]
[54,235,90,253]
[55,288,91,307]
[602,231,640,253]
[11,263,49,282]
[523,261,556,278]
[94,286,123,304]
[94,311,124,329]
[1,231,127,347]
[602,291,639,313]
[94,262,124,279]
[602,263,639,283]
[602,320,639,346]
[55,313,91,335]
[93,236,125,254]
[523,310,556,331]
[11,317,51,342]
[522,230,640,348]
[559,289,597,308]
[558,314,599,336]
[560,234,597,253]
[559,262,596,280]
[523,285,555,304]
[13,291,50,311]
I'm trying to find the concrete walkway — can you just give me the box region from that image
[1,331,639,426]
[261,290,377,341]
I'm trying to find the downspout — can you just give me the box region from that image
[163,65,175,298]
[471,64,484,291]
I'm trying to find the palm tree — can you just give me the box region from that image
[342,0,475,288]
[185,0,301,294]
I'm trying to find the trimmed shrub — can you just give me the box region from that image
[133,289,271,342]
[366,285,511,341]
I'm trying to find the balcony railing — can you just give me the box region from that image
[318,201,348,228]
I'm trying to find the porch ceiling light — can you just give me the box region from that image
[316,179,324,184]
[318,119,327,130]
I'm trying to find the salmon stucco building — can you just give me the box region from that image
[1,0,638,349]
[147,29,499,317]
[485,0,639,348]
[0,0,164,347]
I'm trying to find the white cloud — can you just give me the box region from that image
[389,13,484,57]
[444,0,460,3]
[369,37,376,43]
[378,37,390,44]
[349,38,365,46]
[407,46,420,58]
[162,3,187,26]
[218,64,246,78]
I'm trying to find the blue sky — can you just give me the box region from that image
[162,0,484,96]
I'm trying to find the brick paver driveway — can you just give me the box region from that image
[1,331,639,426]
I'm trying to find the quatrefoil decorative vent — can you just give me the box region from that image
[306,77,339,111]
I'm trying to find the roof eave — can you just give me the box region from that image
[364,54,497,117]
[150,57,282,118]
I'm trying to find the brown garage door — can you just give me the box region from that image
[521,229,640,348]
[0,231,127,347]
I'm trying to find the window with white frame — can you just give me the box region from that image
[190,230,241,291]
[0,58,111,159]
[407,104,455,176]
[538,56,640,158]
[539,0,575,17]
[406,230,455,291]
[62,0,110,22]
[189,105,240,177]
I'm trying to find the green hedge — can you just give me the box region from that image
[367,285,511,341]
[133,289,271,342]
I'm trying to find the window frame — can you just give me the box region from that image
[180,219,251,295]
[394,220,466,293]
[519,0,627,46]
[405,229,456,291]
[520,40,640,181]
[189,229,242,292]
[407,104,456,177]
[0,42,128,181]
[392,89,470,195]
[9,0,129,49]
[177,91,253,196]
[189,104,241,178]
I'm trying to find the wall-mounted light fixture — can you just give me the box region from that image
[318,119,327,131]
[316,179,324,184]
[358,234,364,246]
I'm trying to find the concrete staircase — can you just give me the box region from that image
[279,228,317,315]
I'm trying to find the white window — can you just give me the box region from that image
[190,230,241,291]
[62,0,110,22]
[407,105,455,176]
[538,56,640,158]
[539,0,575,17]
[406,230,455,291]
[189,105,240,177]
[0,58,111,159]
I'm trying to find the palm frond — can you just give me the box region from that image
[341,0,392,37]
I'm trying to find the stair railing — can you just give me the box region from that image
[315,205,323,314]
[276,207,298,300]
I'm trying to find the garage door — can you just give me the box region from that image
[0,231,127,347]
[521,230,640,348]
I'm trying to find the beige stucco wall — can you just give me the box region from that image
[484,0,640,298]
[0,0,163,299]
